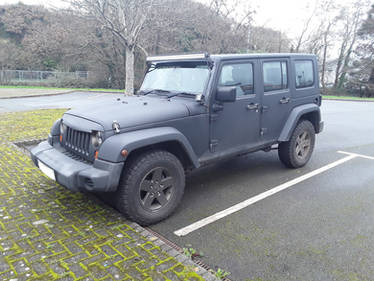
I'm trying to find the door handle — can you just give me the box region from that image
[247,103,259,111]
[279,97,290,104]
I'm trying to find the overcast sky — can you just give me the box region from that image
[0,0,369,39]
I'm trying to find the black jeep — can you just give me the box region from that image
[31,53,324,225]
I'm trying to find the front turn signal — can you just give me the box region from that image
[121,149,128,157]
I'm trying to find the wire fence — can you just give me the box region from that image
[0,70,90,84]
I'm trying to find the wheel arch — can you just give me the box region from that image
[98,127,200,169]
[278,104,321,142]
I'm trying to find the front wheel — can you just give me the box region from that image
[278,120,315,168]
[115,150,185,225]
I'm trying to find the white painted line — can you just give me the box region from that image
[174,155,356,237]
[338,150,374,161]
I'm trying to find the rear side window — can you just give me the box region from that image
[218,63,254,96]
[263,61,288,92]
[295,60,314,88]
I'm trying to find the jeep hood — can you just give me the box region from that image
[64,95,196,131]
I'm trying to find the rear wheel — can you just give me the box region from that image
[278,120,315,168]
[115,150,185,225]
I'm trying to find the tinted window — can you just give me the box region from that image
[218,63,253,96]
[295,60,314,88]
[263,61,288,92]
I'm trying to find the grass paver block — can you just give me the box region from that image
[0,109,206,280]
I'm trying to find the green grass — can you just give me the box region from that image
[0,85,124,92]
[323,95,374,101]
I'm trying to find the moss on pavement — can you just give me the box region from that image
[0,109,205,281]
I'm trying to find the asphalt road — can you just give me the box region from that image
[151,100,374,281]
[0,91,122,113]
[5,93,374,281]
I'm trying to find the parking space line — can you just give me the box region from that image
[338,150,374,161]
[174,154,356,237]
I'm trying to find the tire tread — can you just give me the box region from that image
[278,120,315,168]
[116,150,185,225]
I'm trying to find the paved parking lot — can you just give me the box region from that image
[2,93,374,280]
[0,91,120,113]
[151,100,374,281]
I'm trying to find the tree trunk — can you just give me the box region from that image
[369,67,374,84]
[337,46,353,89]
[334,39,347,88]
[321,23,331,90]
[338,14,360,89]
[125,45,135,95]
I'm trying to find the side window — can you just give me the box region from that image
[263,61,288,92]
[295,60,314,88]
[218,63,254,96]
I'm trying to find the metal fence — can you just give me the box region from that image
[0,70,89,84]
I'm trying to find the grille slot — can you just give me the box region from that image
[62,126,92,162]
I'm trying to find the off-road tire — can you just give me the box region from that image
[115,150,185,225]
[278,120,315,168]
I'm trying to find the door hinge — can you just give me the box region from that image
[261,105,269,113]
[260,128,268,136]
[212,103,224,112]
[210,139,219,152]
[210,114,219,122]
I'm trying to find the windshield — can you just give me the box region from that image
[140,63,210,95]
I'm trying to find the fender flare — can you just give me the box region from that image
[278,104,321,142]
[98,127,200,168]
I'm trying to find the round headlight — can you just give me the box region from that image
[60,122,67,135]
[97,132,103,145]
[91,131,103,147]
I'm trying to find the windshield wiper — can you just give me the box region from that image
[139,89,171,96]
[166,91,196,98]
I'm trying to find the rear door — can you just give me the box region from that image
[260,58,291,142]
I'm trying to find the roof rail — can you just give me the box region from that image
[146,53,210,62]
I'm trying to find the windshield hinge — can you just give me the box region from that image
[210,139,219,152]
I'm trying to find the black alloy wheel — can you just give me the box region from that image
[115,150,185,225]
[139,167,175,211]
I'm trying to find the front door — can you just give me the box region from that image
[260,59,291,141]
[210,60,261,153]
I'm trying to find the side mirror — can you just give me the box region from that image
[216,86,237,102]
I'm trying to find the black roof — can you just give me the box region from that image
[211,53,315,61]
[147,53,316,63]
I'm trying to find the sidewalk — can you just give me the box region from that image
[0,109,215,281]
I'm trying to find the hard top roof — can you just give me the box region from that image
[146,53,315,63]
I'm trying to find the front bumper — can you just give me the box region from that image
[30,141,123,192]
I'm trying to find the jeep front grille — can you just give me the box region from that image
[62,126,92,162]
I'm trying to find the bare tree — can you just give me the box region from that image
[301,0,337,88]
[69,0,155,94]
[293,1,318,53]
[334,2,366,88]
[248,26,290,53]
[320,21,333,89]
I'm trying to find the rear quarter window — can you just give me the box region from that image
[295,60,314,88]
[263,61,288,92]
